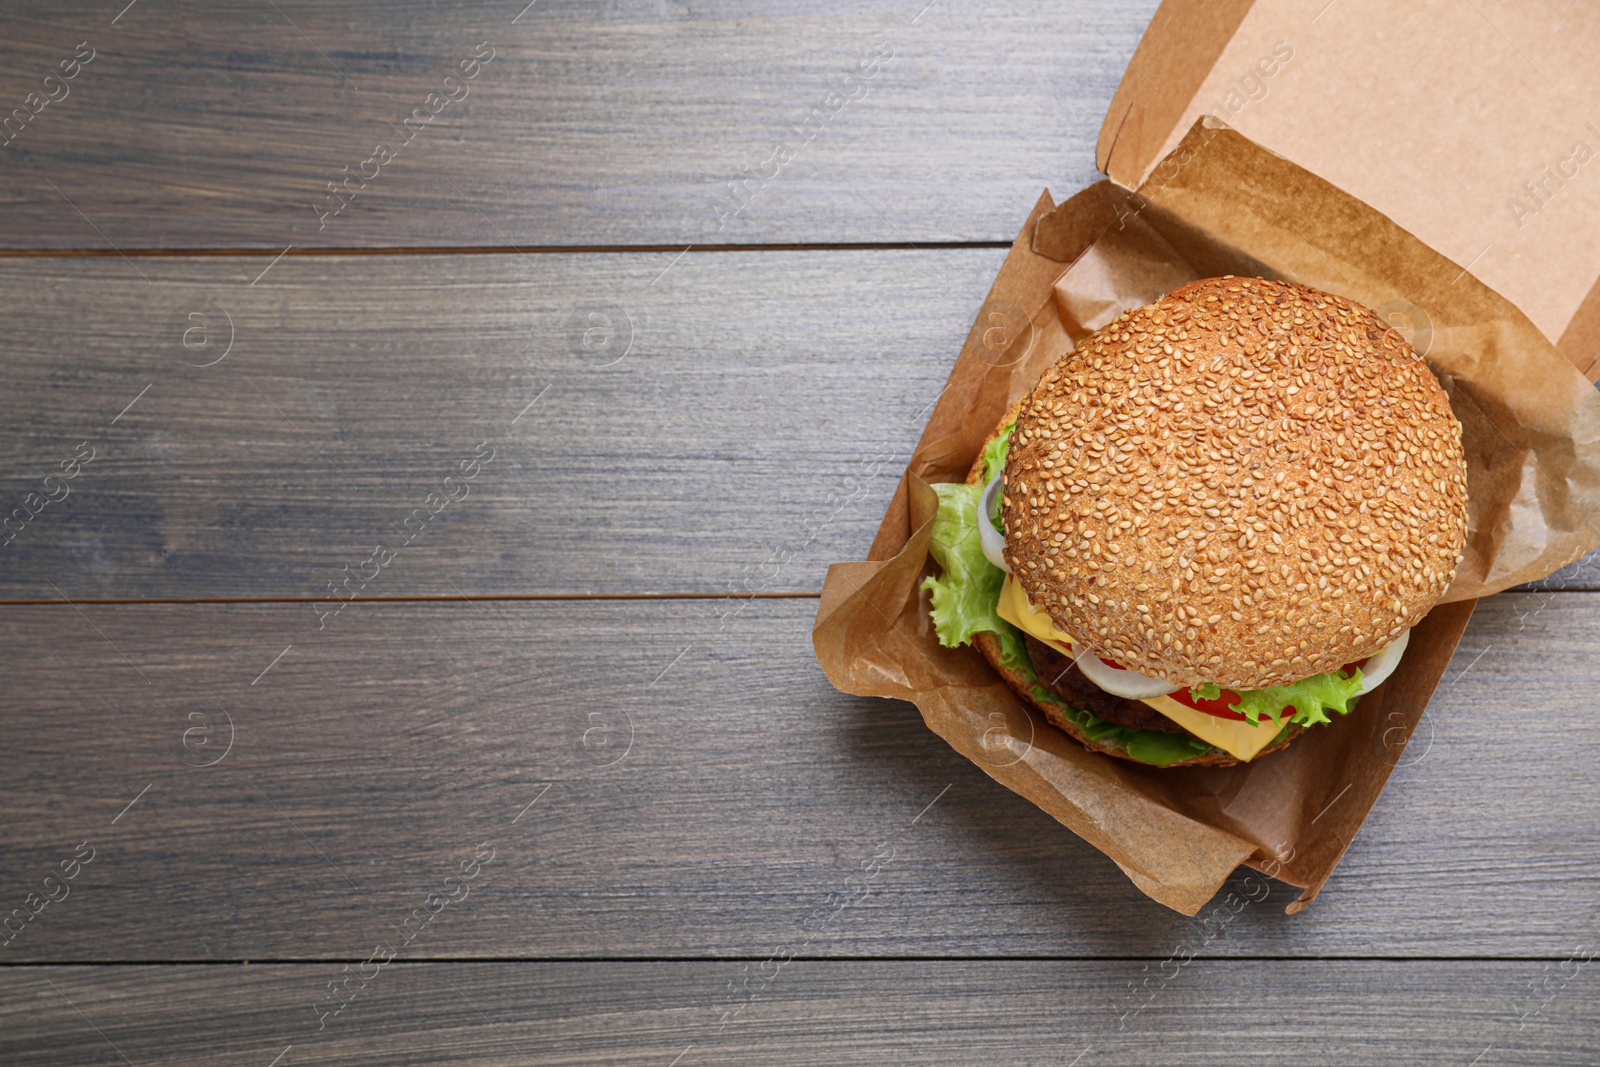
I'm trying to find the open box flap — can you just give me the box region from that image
[1098,0,1600,380]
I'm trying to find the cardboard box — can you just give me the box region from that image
[814,0,1600,913]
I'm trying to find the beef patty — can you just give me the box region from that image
[1023,634,1187,735]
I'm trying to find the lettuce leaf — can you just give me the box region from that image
[921,480,1009,649]
[1228,669,1365,728]
[920,422,1015,648]
[1188,668,1364,726]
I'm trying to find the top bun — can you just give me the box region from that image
[1000,276,1468,691]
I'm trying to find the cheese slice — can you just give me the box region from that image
[994,573,1077,657]
[994,575,1284,762]
[1135,695,1286,762]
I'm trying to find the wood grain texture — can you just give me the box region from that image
[1,593,1596,961]
[4,960,1596,1066]
[0,248,1004,599]
[4,3,1594,1060]
[1522,548,1600,591]
[3,249,1592,600]
[0,0,1159,249]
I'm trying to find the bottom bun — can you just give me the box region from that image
[966,402,1303,770]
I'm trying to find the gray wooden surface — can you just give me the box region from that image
[4,962,1592,1066]
[0,0,1150,249]
[2,595,1597,962]
[0,250,1001,598]
[2,1,1598,1063]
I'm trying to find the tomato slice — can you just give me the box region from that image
[1164,657,1371,722]
[1166,686,1250,721]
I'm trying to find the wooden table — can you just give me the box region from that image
[2,2,1597,1063]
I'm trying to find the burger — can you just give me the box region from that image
[922,276,1469,768]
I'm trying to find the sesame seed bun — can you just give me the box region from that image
[965,405,1300,768]
[1001,276,1468,691]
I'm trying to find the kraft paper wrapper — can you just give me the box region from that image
[813,122,1600,915]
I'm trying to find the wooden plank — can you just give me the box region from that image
[0,248,1005,599]
[0,0,1158,249]
[4,960,1596,1065]
[6,248,1587,600]
[1,593,1596,961]
[1522,548,1600,592]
